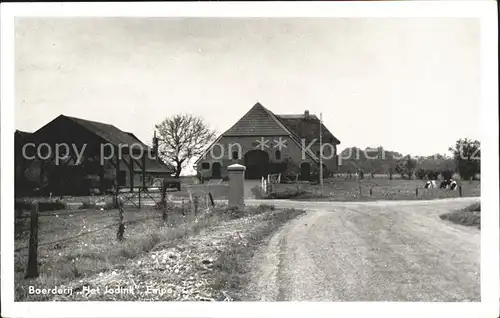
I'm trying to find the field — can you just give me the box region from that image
[260,178,481,201]
[36,175,480,208]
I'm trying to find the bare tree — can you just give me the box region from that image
[156,114,216,178]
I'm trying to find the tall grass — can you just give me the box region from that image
[15,204,280,301]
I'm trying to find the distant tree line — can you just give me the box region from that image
[336,138,480,181]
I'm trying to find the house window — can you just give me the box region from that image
[232,151,239,160]
[201,162,210,170]
[275,150,282,160]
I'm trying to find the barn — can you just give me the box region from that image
[195,102,341,181]
[15,115,174,196]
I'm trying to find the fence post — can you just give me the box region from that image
[193,195,199,216]
[459,185,462,197]
[369,188,373,196]
[415,187,418,197]
[117,201,125,241]
[114,182,119,209]
[181,198,185,215]
[358,180,362,197]
[208,192,215,207]
[26,202,39,279]
[188,190,195,215]
[162,197,168,222]
[138,187,141,209]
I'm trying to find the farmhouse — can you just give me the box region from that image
[15,115,174,196]
[195,102,341,180]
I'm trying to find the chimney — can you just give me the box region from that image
[153,131,159,160]
[304,110,310,120]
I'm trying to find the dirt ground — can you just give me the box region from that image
[246,198,480,301]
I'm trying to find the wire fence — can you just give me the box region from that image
[15,182,218,279]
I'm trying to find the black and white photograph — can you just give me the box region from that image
[1,2,498,318]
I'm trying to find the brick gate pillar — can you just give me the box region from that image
[227,164,246,210]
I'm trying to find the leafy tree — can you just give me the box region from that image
[156,114,216,178]
[426,170,440,180]
[396,155,417,179]
[441,169,454,181]
[449,138,480,180]
[357,169,364,180]
[415,168,427,180]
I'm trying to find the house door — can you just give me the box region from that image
[212,162,222,179]
[300,162,311,181]
[244,150,270,179]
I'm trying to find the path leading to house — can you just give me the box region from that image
[245,197,480,301]
[244,180,261,199]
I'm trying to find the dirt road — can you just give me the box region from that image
[246,198,480,301]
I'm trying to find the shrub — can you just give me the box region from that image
[37,199,67,212]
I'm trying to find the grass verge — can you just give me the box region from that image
[439,201,481,229]
[15,203,303,301]
[15,206,232,301]
[210,207,305,301]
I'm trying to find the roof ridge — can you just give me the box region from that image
[254,105,320,163]
[66,115,116,128]
[65,115,143,147]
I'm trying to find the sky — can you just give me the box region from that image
[15,17,480,160]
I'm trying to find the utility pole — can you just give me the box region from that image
[319,112,324,196]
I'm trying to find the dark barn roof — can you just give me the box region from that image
[15,130,33,152]
[65,116,142,147]
[15,130,33,140]
[27,114,174,173]
[15,130,35,160]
